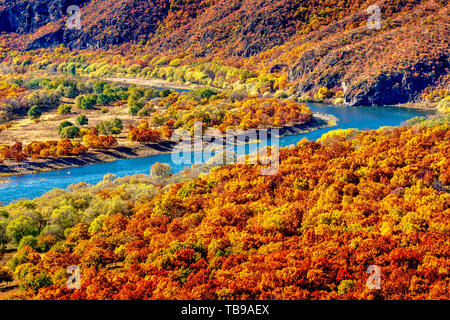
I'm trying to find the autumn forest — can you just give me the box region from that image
[0,0,448,302]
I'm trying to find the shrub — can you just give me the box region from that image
[0,221,8,249]
[76,115,89,125]
[191,88,218,100]
[338,280,355,296]
[229,89,248,102]
[79,128,89,136]
[150,162,173,180]
[437,96,449,114]
[93,81,108,94]
[314,87,334,100]
[96,118,123,135]
[144,89,160,100]
[58,104,72,115]
[159,89,172,98]
[333,97,345,105]
[128,121,161,142]
[128,87,144,100]
[274,90,288,99]
[169,58,182,67]
[129,99,145,116]
[62,86,78,98]
[83,134,117,149]
[75,94,97,110]
[36,235,56,252]
[6,216,38,244]
[60,126,80,139]
[21,272,52,293]
[110,127,121,135]
[97,93,112,106]
[18,235,38,250]
[28,106,42,119]
[137,104,155,117]
[58,121,74,135]
[28,89,60,109]
[0,267,14,284]
[298,93,313,102]
[101,108,109,114]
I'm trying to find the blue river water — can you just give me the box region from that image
[0,103,432,204]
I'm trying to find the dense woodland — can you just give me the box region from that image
[0,116,448,299]
[0,0,448,301]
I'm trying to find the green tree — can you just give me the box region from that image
[93,80,108,94]
[113,118,123,130]
[50,205,79,231]
[75,94,97,110]
[150,162,173,180]
[63,85,78,98]
[28,89,60,109]
[128,87,144,101]
[0,220,8,250]
[6,216,38,244]
[28,106,42,119]
[60,126,80,139]
[97,93,112,106]
[58,121,74,135]
[68,64,76,76]
[58,104,72,115]
[159,89,172,98]
[21,272,53,293]
[128,99,144,116]
[76,114,89,125]
[97,118,123,135]
[18,235,38,250]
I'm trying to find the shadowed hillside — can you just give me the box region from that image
[0,0,448,104]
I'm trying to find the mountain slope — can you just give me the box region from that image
[0,0,448,106]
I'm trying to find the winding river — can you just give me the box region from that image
[0,103,433,204]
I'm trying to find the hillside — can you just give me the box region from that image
[0,0,448,106]
[0,0,448,302]
[0,118,448,299]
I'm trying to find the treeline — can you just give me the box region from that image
[0,133,117,164]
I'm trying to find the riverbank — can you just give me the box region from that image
[0,140,177,177]
[0,114,336,177]
[279,112,338,136]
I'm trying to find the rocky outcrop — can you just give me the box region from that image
[0,0,169,49]
[346,55,450,106]
[285,1,449,106]
[0,0,86,34]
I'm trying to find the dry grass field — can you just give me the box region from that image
[0,96,178,175]
[0,98,137,146]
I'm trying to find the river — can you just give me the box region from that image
[0,103,433,204]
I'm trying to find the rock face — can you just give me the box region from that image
[347,55,450,106]
[0,0,302,54]
[0,0,169,49]
[284,1,449,106]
